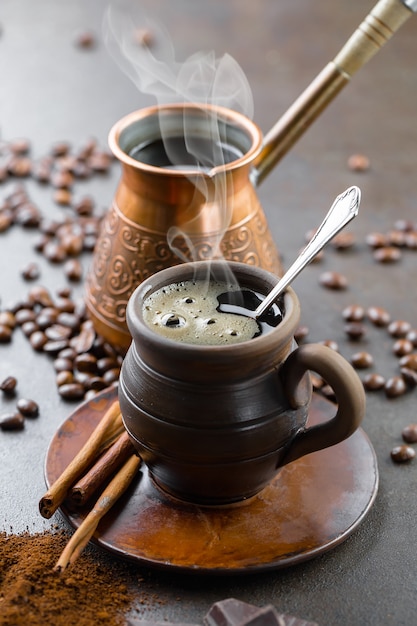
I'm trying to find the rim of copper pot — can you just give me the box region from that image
[108,103,263,177]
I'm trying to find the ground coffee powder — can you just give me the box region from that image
[0,529,137,626]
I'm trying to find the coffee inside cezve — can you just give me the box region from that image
[142,280,284,346]
[129,136,243,172]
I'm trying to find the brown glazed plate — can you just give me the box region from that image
[44,386,378,574]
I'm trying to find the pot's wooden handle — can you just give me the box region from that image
[334,0,415,76]
[252,0,416,186]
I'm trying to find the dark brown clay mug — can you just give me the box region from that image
[118,260,365,505]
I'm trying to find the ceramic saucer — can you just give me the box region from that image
[45,386,378,574]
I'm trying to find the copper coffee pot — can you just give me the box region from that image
[85,0,416,351]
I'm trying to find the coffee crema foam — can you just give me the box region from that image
[142,280,260,345]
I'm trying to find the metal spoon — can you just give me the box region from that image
[254,185,361,319]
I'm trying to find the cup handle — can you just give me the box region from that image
[279,343,366,466]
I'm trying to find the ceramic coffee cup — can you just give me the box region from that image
[118,261,365,505]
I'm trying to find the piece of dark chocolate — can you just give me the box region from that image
[204,598,318,626]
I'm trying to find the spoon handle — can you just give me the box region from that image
[255,186,361,319]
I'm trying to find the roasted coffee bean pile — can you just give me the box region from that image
[0,136,123,429]
[299,213,417,463]
[297,304,417,400]
[310,215,417,290]
[1,284,122,406]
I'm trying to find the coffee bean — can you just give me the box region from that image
[8,156,32,177]
[45,324,72,341]
[83,234,98,251]
[387,230,407,247]
[60,232,83,256]
[0,324,13,343]
[391,445,415,463]
[294,325,309,343]
[28,285,53,307]
[75,31,96,48]
[16,398,39,418]
[320,339,339,351]
[51,141,71,158]
[76,138,97,160]
[385,376,407,398]
[350,351,374,369]
[86,376,107,392]
[406,329,417,347]
[319,271,348,290]
[21,320,39,337]
[54,358,74,373]
[70,321,95,353]
[53,188,72,206]
[72,161,92,179]
[56,312,80,332]
[362,373,386,391]
[399,354,417,371]
[58,382,85,400]
[405,232,417,249]
[388,320,412,338]
[0,311,16,329]
[402,424,417,444]
[21,261,40,281]
[64,259,83,282]
[0,376,17,394]
[96,357,119,374]
[0,211,13,232]
[39,218,59,236]
[33,233,51,253]
[36,309,59,330]
[29,330,48,351]
[344,322,366,341]
[373,246,401,263]
[393,338,414,357]
[400,367,417,388]
[0,411,25,431]
[74,353,97,373]
[15,202,41,227]
[43,240,67,263]
[347,153,370,172]
[74,196,94,216]
[54,297,75,314]
[9,138,30,155]
[394,219,414,232]
[32,162,51,184]
[56,286,72,299]
[342,304,365,322]
[43,339,70,355]
[14,308,36,325]
[331,232,356,250]
[102,368,121,385]
[134,27,154,47]
[88,151,111,173]
[365,232,387,249]
[367,306,391,327]
[56,371,74,386]
[74,371,94,387]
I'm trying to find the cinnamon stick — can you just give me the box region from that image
[69,430,137,507]
[54,453,141,571]
[39,400,123,519]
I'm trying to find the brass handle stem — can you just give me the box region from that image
[252,0,416,187]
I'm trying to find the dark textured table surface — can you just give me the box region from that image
[1,1,417,624]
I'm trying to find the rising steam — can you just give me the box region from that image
[103,0,254,266]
